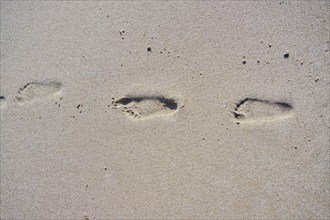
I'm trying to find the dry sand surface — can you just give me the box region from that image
[1,1,329,219]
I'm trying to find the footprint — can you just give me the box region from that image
[14,81,62,104]
[112,96,179,120]
[231,98,293,123]
[0,96,6,109]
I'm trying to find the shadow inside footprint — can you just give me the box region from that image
[112,96,179,120]
[0,96,6,109]
[232,98,293,123]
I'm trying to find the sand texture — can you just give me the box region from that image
[1,1,329,219]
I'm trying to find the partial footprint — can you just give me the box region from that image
[14,81,62,104]
[0,96,6,109]
[112,96,179,120]
[231,98,293,123]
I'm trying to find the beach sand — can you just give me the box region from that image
[1,1,329,219]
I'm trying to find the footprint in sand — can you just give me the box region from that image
[231,98,294,123]
[0,96,6,109]
[14,81,62,104]
[112,96,179,120]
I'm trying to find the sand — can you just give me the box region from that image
[1,1,329,219]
